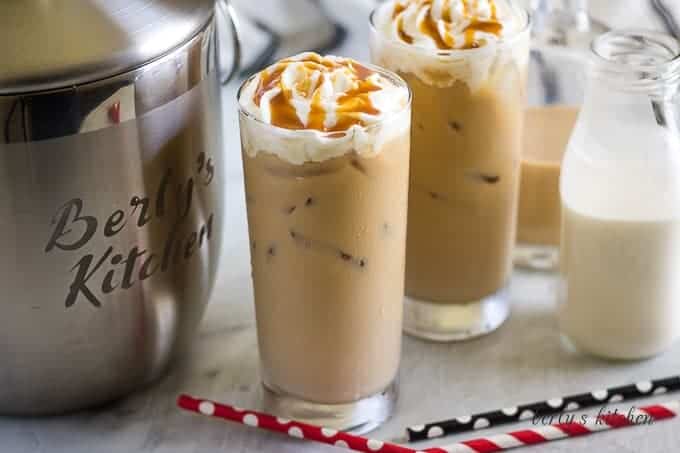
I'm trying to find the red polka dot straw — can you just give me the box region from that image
[178,395,417,453]
[177,394,678,453]
[438,402,678,452]
[407,376,680,441]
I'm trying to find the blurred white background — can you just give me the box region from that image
[229,0,679,77]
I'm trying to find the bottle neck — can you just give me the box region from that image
[583,78,679,132]
[588,30,680,101]
[579,31,680,145]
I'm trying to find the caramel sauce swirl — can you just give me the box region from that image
[391,0,507,50]
[238,53,411,165]
[249,53,392,132]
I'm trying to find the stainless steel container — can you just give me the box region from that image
[0,0,239,415]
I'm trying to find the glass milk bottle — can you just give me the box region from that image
[560,30,680,360]
[515,0,608,271]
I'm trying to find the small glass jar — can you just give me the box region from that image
[560,30,680,360]
[515,0,607,271]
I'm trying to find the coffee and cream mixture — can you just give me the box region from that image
[239,54,411,404]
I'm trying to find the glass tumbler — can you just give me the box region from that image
[238,66,411,433]
[370,3,531,341]
[515,0,607,271]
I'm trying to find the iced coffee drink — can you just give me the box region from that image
[238,53,411,432]
[371,0,530,341]
[515,105,578,271]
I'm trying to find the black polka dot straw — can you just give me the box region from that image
[406,375,680,442]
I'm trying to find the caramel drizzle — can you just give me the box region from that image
[394,0,503,50]
[461,0,469,16]
[253,55,382,132]
[420,5,448,49]
[393,2,407,19]
[397,15,414,44]
[442,0,452,22]
[466,17,503,47]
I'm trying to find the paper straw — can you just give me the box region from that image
[438,401,678,453]
[177,394,419,453]
[406,375,680,441]
[177,394,678,453]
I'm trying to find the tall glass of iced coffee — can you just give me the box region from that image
[238,53,411,433]
[371,1,530,341]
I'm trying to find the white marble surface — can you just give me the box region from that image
[3,2,680,452]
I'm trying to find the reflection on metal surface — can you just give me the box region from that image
[0,0,216,94]
[0,17,227,415]
[0,24,215,143]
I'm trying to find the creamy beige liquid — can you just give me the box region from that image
[239,54,410,404]
[560,206,680,359]
[242,137,410,403]
[397,72,523,304]
[370,0,528,306]
[518,106,578,246]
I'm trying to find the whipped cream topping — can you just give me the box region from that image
[370,0,529,90]
[377,0,519,50]
[238,53,411,165]
[239,53,409,132]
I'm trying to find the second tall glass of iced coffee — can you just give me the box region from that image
[371,0,530,341]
